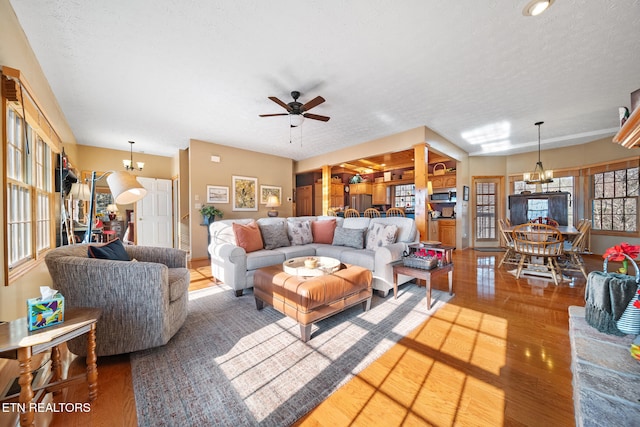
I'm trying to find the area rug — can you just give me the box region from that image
[568,306,640,427]
[131,283,451,426]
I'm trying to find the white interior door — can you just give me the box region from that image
[136,177,173,247]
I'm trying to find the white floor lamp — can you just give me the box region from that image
[83,171,147,243]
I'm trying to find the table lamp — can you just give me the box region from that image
[266,195,281,217]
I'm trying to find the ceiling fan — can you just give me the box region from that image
[259,91,330,126]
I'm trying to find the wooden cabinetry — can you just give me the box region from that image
[431,173,456,190]
[438,219,456,247]
[508,192,569,225]
[372,183,390,205]
[296,185,313,216]
[104,220,125,240]
[313,182,345,213]
[350,182,372,195]
[614,105,640,148]
[428,218,439,241]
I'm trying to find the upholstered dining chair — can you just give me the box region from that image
[385,207,405,217]
[512,223,565,285]
[363,208,381,218]
[344,208,360,218]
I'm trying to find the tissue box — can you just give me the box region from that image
[27,293,65,331]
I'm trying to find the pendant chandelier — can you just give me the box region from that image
[123,140,144,171]
[524,121,553,185]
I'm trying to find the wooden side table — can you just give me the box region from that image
[0,308,101,427]
[392,261,453,309]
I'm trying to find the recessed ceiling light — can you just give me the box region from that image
[523,0,554,16]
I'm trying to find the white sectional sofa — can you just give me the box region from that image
[208,215,419,297]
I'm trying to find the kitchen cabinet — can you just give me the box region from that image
[372,183,390,205]
[428,218,439,241]
[430,173,456,190]
[314,182,344,213]
[438,219,456,247]
[350,182,372,195]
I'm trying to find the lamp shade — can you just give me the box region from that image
[106,171,147,204]
[106,204,119,213]
[266,195,281,208]
[69,183,92,201]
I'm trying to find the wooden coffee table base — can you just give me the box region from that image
[392,262,454,309]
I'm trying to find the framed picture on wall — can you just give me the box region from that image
[232,176,258,211]
[207,185,229,204]
[260,185,282,204]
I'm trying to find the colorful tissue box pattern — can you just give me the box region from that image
[27,293,65,331]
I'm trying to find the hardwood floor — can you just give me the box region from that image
[39,249,600,426]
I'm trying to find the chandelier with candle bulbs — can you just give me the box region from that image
[524,121,553,185]
[123,140,144,171]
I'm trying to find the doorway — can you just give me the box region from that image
[136,177,173,247]
[472,176,504,248]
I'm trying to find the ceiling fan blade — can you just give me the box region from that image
[268,96,292,111]
[259,113,289,117]
[301,96,325,112]
[303,113,330,122]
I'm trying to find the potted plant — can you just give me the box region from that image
[199,205,223,225]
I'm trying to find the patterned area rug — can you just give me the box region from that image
[131,282,452,426]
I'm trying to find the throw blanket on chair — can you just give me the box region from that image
[585,271,637,336]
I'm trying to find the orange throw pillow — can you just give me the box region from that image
[232,221,264,253]
[312,219,337,244]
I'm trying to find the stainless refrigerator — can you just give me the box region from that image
[350,194,372,212]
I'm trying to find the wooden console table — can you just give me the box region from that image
[0,308,101,427]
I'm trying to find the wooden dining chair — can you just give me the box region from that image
[561,220,591,279]
[386,207,405,217]
[512,223,565,285]
[363,208,381,218]
[344,208,360,218]
[529,216,559,227]
[497,219,519,268]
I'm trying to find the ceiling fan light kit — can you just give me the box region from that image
[259,90,330,127]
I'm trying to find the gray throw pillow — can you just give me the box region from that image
[259,222,291,250]
[332,227,366,249]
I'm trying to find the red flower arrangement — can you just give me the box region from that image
[603,242,640,275]
[603,242,640,309]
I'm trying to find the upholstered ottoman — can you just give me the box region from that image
[254,264,373,342]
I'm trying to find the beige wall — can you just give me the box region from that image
[188,139,294,259]
[0,0,79,318]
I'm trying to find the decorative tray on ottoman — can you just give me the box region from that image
[283,256,341,277]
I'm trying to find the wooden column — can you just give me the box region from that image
[322,165,331,215]
[413,143,429,241]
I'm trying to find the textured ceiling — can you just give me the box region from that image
[8,0,640,160]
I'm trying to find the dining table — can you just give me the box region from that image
[503,224,579,238]
[503,223,580,283]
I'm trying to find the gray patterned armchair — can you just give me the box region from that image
[45,244,189,356]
